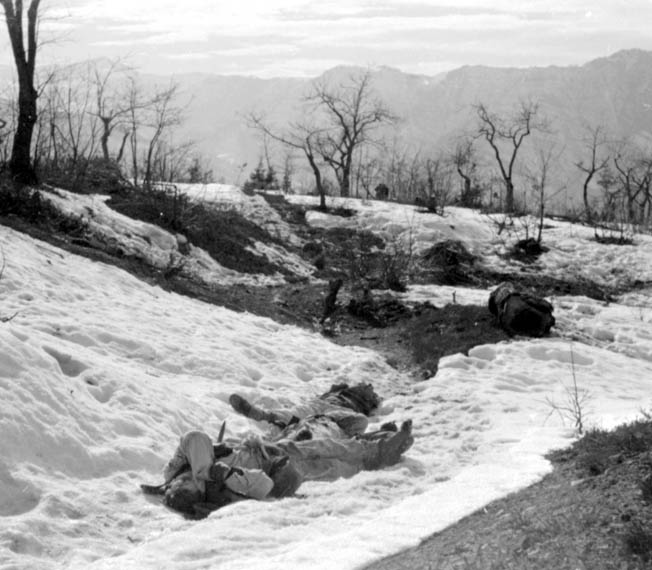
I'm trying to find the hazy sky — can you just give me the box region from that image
[4,0,652,77]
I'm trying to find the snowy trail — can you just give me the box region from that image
[2,191,652,570]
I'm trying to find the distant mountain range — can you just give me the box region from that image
[3,50,652,205]
[158,49,652,205]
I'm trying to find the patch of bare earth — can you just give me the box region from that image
[364,422,652,570]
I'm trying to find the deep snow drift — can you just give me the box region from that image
[1,187,652,570]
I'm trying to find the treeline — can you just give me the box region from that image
[1,0,651,234]
[0,59,213,193]
[0,0,212,192]
[248,71,652,232]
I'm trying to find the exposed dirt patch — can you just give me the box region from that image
[405,303,509,377]
[2,191,642,382]
[365,420,652,570]
[321,302,509,379]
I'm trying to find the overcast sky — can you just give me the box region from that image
[3,0,652,78]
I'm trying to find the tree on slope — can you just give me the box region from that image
[0,0,41,184]
[475,101,543,213]
[451,138,481,207]
[92,59,134,164]
[308,72,395,198]
[526,142,565,244]
[575,124,610,223]
[249,114,329,209]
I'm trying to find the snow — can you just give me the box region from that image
[1,187,652,570]
[41,184,312,286]
[179,183,301,246]
[292,195,495,255]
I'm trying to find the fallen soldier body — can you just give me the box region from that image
[150,430,301,518]
[229,382,384,441]
[149,417,413,517]
[227,382,411,481]
[489,281,555,337]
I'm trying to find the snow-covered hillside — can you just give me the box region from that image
[1,186,652,570]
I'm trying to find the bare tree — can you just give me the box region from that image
[249,113,329,209]
[142,82,183,189]
[475,100,543,213]
[613,144,652,225]
[92,59,133,162]
[186,154,214,184]
[281,151,293,193]
[126,77,142,186]
[451,138,481,207]
[526,143,565,243]
[574,124,610,223]
[0,83,15,166]
[308,72,395,197]
[379,140,421,203]
[57,66,99,167]
[416,154,454,214]
[0,0,41,183]
[151,137,194,183]
[353,146,382,198]
[118,78,187,188]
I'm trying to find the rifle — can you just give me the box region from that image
[140,422,227,495]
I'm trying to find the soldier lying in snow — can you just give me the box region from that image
[229,382,382,441]
[155,430,301,517]
[489,282,555,337]
[146,384,413,517]
[153,422,413,517]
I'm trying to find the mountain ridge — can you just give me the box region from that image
[158,49,652,203]
[3,50,652,205]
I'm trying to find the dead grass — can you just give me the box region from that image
[365,418,652,570]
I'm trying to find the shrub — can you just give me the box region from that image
[414,194,446,215]
[0,176,91,237]
[594,226,635,245]
[457,183,485,209]
[0,178,56,222]
[242,160,279,193]
[344,234,411,293]
[549,418,652,475]
[420,240,476,284]
[508,237,549,263]
[108,183,194,233]
[40,157,128,195]
[374,183,389,200]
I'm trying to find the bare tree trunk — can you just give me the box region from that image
[100,117,112,161]
[1,0,41,184]
[130,129,139,187]
[308,154,326,210]
[505,179,515,213]
[476,101,541,214]
[116,130,129,164]
[309,72,395,198]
